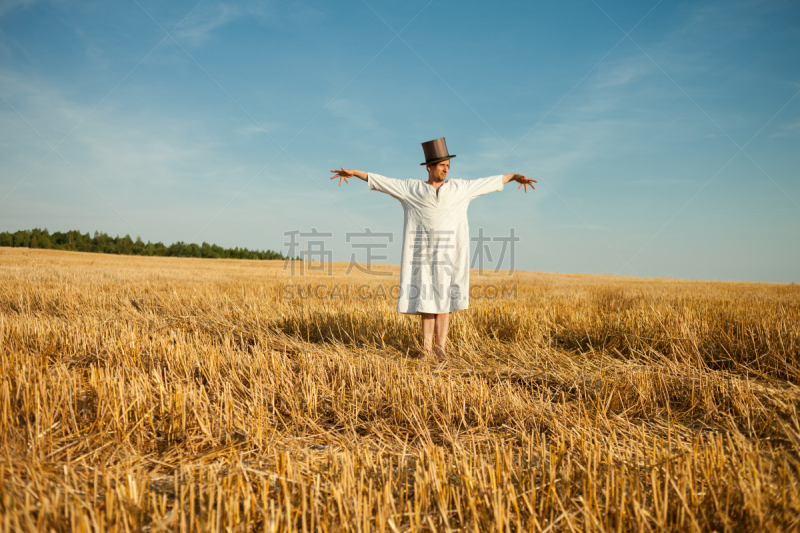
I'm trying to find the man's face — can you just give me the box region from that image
[427,159,450,181]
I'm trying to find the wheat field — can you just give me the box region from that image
[0,247,798,532]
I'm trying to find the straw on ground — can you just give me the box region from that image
[0,248,798,532]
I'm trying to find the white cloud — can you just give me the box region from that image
[0,0,38,17]
[172,1,274,47]
[326,98,381,131]
[593,59,650,89]
[679,0,787,38]
[175,3,243,46]
[474,0,796,189]
[0,69,264,201]
[236,122,279,137]
[770,117,800,138]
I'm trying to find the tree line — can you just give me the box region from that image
[0,228,297,261]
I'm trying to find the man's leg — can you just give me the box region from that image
[434,312,451,359]
[421,313,436,357]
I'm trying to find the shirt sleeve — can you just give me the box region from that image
[466,174,505,200]
[367,172,408,202]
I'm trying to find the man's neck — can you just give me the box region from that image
[426,177,446,188]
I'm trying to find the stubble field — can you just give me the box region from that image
[0,247,799,532]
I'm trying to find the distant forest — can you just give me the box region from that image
[0,228,296,261]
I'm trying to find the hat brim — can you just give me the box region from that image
[420,155,456,166]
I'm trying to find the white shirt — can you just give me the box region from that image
[367,172,505,314]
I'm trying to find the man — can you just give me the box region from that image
[331,137,536,361]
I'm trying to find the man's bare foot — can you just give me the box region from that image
[419,347,434,360]
[434,345,447,360]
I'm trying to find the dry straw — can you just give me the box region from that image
[0,248,798,531]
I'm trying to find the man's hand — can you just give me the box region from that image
[503,173,537,193]
[330,167,367,185]
[330,167,354,186]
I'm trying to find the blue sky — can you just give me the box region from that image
[0,0,798,282]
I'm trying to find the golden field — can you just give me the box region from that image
[0,247,799,532]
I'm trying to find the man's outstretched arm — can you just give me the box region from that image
[502,173,537,193]
[331,169,408,201]
[330,168,368,186]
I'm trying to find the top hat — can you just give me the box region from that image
[420,137,456,166]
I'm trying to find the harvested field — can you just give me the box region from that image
[0,247,798,532]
